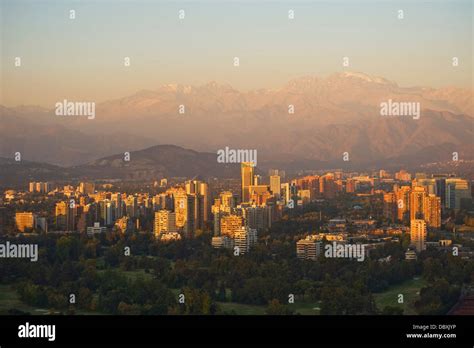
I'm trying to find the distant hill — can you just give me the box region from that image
[73,144,240,180]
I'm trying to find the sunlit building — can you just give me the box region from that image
[241,162,255,203]
[15,212,35,232]
[410,219,427,253]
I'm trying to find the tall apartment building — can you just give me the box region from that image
[234,227,257,254]
[410,219,427,253]
[220,214,244,237]
[15,212,35,232]
[153,210,177,237]
[241,162,255,203]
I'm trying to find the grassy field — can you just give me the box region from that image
[374,277,427,315]
[97,268,154,281]
[217,302,267,315]
[0,284,105,315]
[0,284,50,315]
[216,301,320,315]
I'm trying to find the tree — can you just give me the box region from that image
[265,299,295,315]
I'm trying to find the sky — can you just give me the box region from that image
[1,0,472,107]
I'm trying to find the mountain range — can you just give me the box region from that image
[1,71,473,170]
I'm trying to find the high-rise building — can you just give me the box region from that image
[446,178,471,210]
[220,214,244,237]
[241,162,255,203]
[396,186,411,221]
[153,210,177,236]
[55,201,77,231]
[29,182,51,193]
[424,194,441,228]
[410,186,427,220]
[185,194,196,238]
[173,189,188,229]
[270,175,281,198]
[234,227,257,254]
[185,180,210,230]
[410,219,427,252]
[383,192,397,223]
[281,183,290,205]
[15,212,35,232]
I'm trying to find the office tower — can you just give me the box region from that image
[296,237,322,260]
[29,182,36,192]
[111,193,123,219]
[446,178,471,210]
[220,214,244,237]
[173,189,188,230]
[154,210,177,236]
[410,219,427,252]
[278,182,290,205]
[99,200,114,226]
[15,212,35,232]
[410,186,427,220]
[383,192,397,223]
[79,182,95,195]
[185,195,196,238]
[55,201,77,231]
[241,162,255,203]
[270,175,281,198]
[126,195,138,218]
[55,201,68,230]
[234,227,258,254]
[185,180,210,230]
[424,194,441,228]
[435,178,446,207]
[396,186,411,221]
[213,210,222,236]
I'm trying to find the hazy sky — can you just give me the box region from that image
[1,0,472,107]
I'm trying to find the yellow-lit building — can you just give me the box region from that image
[15,212,35,232]
[410,219,427,252]
[241,162,255,203]
[220,214,243,237]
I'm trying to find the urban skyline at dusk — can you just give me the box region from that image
[0,0,473,346]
